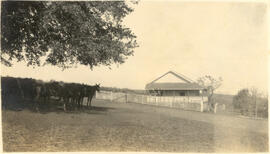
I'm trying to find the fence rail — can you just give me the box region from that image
[96,91,208,112]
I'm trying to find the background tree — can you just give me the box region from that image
[197,75,222,112]
[249,87,259,118]
[1,1,138,69]
[233,88,250,115]
[233,87,268,118]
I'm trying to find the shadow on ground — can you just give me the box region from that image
[2,96,114,114]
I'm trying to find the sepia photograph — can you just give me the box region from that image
[0,0,269,152]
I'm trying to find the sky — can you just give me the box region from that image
[1,1,269,95]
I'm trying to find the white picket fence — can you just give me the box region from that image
[96,91,208,112]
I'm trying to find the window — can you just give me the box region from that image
[179,92,185,96]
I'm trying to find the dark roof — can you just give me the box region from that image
[145,82,204,90]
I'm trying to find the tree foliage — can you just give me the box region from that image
[197,75,222,111]
[197,75,222,101]
[233,88,250,111]
[1,1,138,69]
[233,88,268,118]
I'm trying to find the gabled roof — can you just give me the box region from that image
[149,71,194,84]
[145,71,204,90]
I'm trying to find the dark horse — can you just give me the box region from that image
[85,84,100,108]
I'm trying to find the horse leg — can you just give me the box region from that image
[74,98,77,110]
[65,98,68,111]
[70,98,74,110]
[63,98,67,112]
[80,97,83,109]
[80,97,83,110]
[88,96,93,108]
[79,98,81,110]
[86,97,89,109]
[82,97,85,109]
[78,97,81,109]
[79,97,82,109]
[76,98,79,109]
[89,97,92,108]
[75,98,78,110]
[35,99,40,112]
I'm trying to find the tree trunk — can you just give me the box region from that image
[208,91,214,112]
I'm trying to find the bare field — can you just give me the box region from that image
[2,99,268,152]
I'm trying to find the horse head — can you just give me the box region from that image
[94,83,100,92]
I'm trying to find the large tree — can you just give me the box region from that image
[1,1,138,69]
[233,88,250,114]
[233,87,267,118]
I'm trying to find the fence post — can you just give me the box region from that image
[141,95,143,104]
[125,93,128,103]
[214,103,218,113]
[200,100,203,112]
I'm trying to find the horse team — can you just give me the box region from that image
[1,77,100,111]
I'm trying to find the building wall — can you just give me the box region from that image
[149,90,200,96]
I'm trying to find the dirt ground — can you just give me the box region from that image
[2,99,268,152]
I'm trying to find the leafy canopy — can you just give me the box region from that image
[233,88,250,110]
[197,75,222,112]
[197,75,222,93]
[197,75,222,104]
[1,1,138,69]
